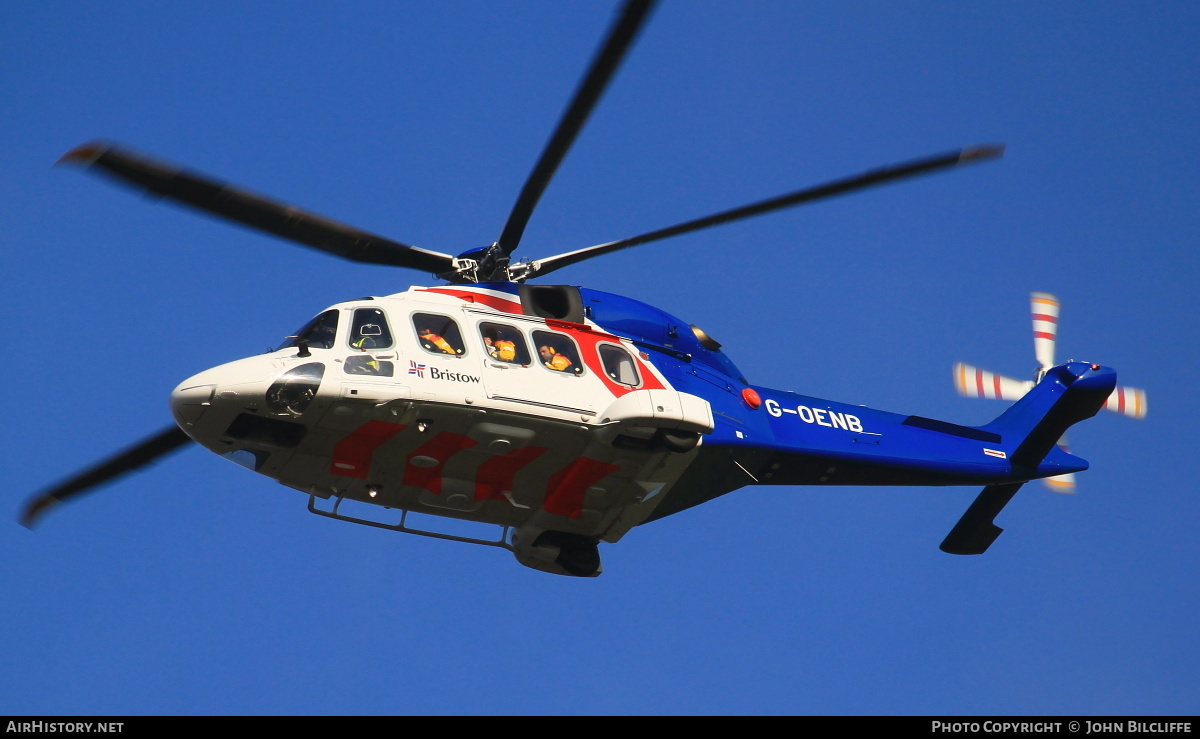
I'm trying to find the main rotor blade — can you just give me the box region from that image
[495,0,657,257]
[20,426,193,529]
[58,142,456,275]
[530,144,1005,278]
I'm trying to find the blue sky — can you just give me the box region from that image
[2,1,1197,716]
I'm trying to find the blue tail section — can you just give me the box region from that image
[941,361,1116,554]
[979,362,1116,472]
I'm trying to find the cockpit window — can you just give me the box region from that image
[285,310,339,350]
[413,313,466,356]
[348,307,394,351]
[533,330,582,375]
[598,344,640,386]
[480,322,531,365]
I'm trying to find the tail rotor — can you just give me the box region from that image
[953,291,1146,492]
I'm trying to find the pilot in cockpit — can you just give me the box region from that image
[352,324,382,352]
[309,316,338,349]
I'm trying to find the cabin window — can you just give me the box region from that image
[598,344,640,387]
[479,322,531,365]
[285,309,339,350]
[348,307,393,351]
[532,330,582,375]
[344,356,394,376]
[412,313,466,356]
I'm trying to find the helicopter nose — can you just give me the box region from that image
[170,380,217,429]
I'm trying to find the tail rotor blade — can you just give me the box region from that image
[1043,472,1077,492]
[1046,436,1084,494]
[1043,435,1076,493]
[953,362,1032,401]
[1031,292,1060,373]
[1104,385,1148,419]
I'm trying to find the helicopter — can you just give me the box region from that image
[19,0,1125,577]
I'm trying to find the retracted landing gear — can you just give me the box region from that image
[511,529,603,577]
[652,428,700,453]
[533,531,602,577]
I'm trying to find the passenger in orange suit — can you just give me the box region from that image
[539,344,573,372]
[485,329,518,361]
[420,327,456,355]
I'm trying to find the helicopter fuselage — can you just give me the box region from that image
[168,282,1109,575]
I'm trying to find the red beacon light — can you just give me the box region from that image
[741,387,762,409]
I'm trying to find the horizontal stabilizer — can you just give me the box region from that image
[940,483,1024,555]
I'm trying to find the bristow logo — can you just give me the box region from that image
[408,361,480,384]
[429,367,480,384]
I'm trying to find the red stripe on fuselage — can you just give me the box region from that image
[540,323,665,396]
[403,432,478,495]
[420,287,523,314]
[543,458,620,519]
[330,420,407,479]
[474,446,548,502]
